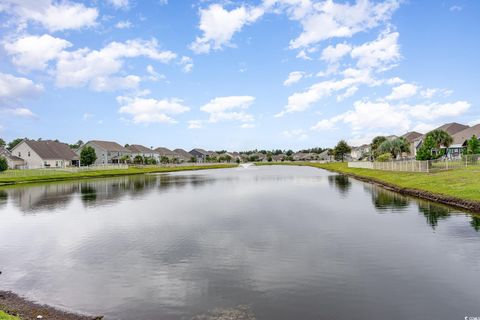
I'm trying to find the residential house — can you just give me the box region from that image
[127,144,159,162]
[293,152,315,161]
[11,140,78,168]
[77,140,131,165]
[448,124,480,158]
[173,148,193,162]
[0,146,25,169]
[318,149,333,162]
[401,131,423,158]
[189,148,210,162]
[350,144,370,160]
[413,122,469,157]
[154,147,179,162]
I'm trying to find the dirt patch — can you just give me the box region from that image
[0,291,102,320]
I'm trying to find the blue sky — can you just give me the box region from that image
[0,0,479,150]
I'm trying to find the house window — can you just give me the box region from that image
[28,151,30,157]
[18,152,21,157]
[56,161,59,167]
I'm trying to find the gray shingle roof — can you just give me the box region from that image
[23,140,78,160]
[451,124,480,145]
[127,144,157,153]
[89,140,130,152]
[435,122,469,136]
[173,148,192,159]
[154,147,177,156]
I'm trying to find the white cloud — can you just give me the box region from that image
[310,118,338,131]
[90,75,141,92]
[55,39,176,90]
[188,120,204,129]
[350,31,401,71]
[190,4,264,54]
[336,86,358,101]
[450,5,462,12]
[1,107,36,118]
[386,77,404,85]
[240,123,255,129]
[282,129,308,140]
[276,67,375,116]
[1,0,98,31]
[0,73,43,100]
[287,0,399,49]
[117,95,189,124]
[283,71,305,86]
[179,56,194,73]
[115,20,132,29]
[107,0,130,9]
[146,65,166,82]
[403,101,471,120]
[4,34,72,71]
[200,96,255,123]
[386,83,418,100]
[321,42,352,63]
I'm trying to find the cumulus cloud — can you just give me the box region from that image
[188,120,204,129]
[55,39,176,90]
[283,71,306,86]
[200,96,255,123]
[179,56,194,73]
[4,34,72,71]
[117,95,189,124]
[0,0,98,31]
[190,4,264,54]
[321,42,352,63]
[0,72,42,117]
[107,0,130,9]
[115,20,132,29]
[350,31,401,71]
[1,107,36,118]
[386,83,418,100]
[286,0,400,49]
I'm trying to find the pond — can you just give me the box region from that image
[0,165,479,319]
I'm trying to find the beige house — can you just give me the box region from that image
[77,140,131,165]
[0,147,25,169]
[11,140,78,169]
[127,144,159,162]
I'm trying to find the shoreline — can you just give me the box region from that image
[0,291,100,320]
[256,162,480,213]
[0,164,237,187]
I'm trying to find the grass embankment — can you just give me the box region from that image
[0,164,237,186]
[0,311,20,320]
[257,162,480,206]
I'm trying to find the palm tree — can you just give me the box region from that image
[426,129,453,157]
[378,137,410,159]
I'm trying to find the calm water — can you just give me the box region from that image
[0,166,479,320]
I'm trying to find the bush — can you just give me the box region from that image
[80,146,97,166]
[376,153,392,162]
[0,156,8,172]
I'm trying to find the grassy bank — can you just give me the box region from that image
[0,311,20,320]
[0,164,237,186]
[257,162,480,203]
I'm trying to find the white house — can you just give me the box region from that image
[0,146,25,169]
[77,140,131,165]
[128,144,160,162]
[11,140,78,169]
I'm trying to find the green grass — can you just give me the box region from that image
[257,162,480,202]
[0,311,20,320]
[0,164,237,186]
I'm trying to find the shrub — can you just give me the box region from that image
[80,146,97,166]
[376,153,392,162]
[0,156,8,172]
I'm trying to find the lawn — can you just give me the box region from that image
[257,162,480,202]
[0,311,20,320]
[0,164,237,186]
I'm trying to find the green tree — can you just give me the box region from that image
[7,138,23,151]
[416,136,436,160]
[371,136,387,158]
[376,153,392,162]
[80,146,97,166]
[427,129,453,155]
[378,137,410,159]
[160,156,170,164]
[0,138,5,148]
[0,156,7,172]
[69,140,84,149]
[466,135,480,154]
[333,140,351,162]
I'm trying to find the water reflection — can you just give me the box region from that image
[470,215,480,232]
[327,174,351,196]
[367,185,410,211]
[417,202,452,229]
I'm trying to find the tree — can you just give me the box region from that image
[80,146,97,166]
[333,140,351,162]
[7,138,23,151]
[0,138,5,148]
[371,136,387,158]
[378,137,410,159]
[0,157,7,172]
[427,129,453,154]
[466,135,480,155]
[160,156,170,164]
[416,136,436,160]
[69,140,84,149]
